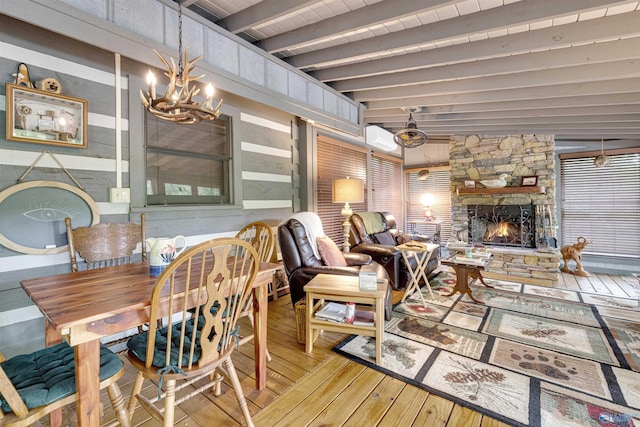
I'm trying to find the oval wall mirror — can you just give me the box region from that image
[0,180,99,254]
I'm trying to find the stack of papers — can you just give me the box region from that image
[315,302,346,322]
[454,256,487,265]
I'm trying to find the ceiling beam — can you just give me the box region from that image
[216,0,317,33]
[332,38,640,92]
[365,105,640,121]
[312,11,640,82]
[354,64,640,103]
[364,87,640,111]
[257,0,457,53]
[288,0,630,69]
[383,115,640,127]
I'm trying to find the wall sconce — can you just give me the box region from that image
[421,193,435,221]
[332,177,364,252]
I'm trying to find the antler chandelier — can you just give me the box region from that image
[140,2,222,124]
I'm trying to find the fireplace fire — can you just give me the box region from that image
[468,204,535,248]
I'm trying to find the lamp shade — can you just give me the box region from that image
[332,178,364,203]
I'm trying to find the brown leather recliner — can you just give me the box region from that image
[349,211,440,290]
[278,214,393,320]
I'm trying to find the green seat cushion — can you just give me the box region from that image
[127,315,205,368]
[0,342,122,413]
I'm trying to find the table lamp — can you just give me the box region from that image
[332,177,364,252]
[421,193,435,221]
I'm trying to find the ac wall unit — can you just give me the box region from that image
[365,125,396,152]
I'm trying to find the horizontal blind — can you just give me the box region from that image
[317,136,367,246]
[371,154,404,230]
[405,169,452,243]
[560,153,640,258]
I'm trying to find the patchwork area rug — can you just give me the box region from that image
[334,271,640,427]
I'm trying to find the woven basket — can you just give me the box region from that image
[294,300,306,344]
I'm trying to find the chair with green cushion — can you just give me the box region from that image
[125,237,259,427]
[0,342,130,427]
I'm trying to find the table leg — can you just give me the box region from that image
[45,321,63,427]
[400,251,428,307]
[375,295,384,364]
[470,271,493,288]
[74,339,101,426]
[415,251,435,300]
[253,282,268,390]
[443,266,484,304]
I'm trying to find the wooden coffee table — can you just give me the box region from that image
[304,274,387,364]
[441,254,493,303]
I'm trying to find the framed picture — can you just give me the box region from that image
[5,83,88,148]
[464,180,476,188]
[521,175,538,186]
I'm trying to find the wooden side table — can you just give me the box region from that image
[441,255,493,303]
[396,242,439,307]
[304,274,387,364]
[408,219,443,245]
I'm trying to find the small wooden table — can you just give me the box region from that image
[408,219,443,245]
[304,274,387,364]
[396,242,439,307]
[20,260,279,426]
[441,255,493,303]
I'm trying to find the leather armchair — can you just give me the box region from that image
[348,211,440,290]
[278,215,392,320]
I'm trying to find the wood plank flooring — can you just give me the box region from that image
[47,270,639,426]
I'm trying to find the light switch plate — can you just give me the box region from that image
[109,187,130,203]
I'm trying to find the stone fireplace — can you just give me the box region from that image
[468,204,536,248]
[449,135,560,286]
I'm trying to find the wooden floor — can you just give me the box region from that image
[50,270,638,427]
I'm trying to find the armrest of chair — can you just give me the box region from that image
[299,265,361,276]
[352,242,400,258]
[344,252,372,266]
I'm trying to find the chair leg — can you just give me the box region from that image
[127,372,145,420]
[163,379,176,427]
[107,382,131,427]
[224,358,254,427]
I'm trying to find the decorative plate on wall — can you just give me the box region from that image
[0,180,99,254]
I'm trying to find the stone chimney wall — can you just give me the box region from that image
[449,134,560,286]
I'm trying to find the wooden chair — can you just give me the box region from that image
[0,342,130,427]
[65,213,146,272]
[235,221,275,360]
[66,213,153,336]
[125,238,259,427]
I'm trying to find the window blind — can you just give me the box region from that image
[317,136,367,246]
[370,154,404,230]
[560,153,640,258]
[405,169,452,243]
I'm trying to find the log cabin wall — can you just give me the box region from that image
[0,12,308,356]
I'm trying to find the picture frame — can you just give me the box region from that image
[464,180,476,188]
[5,83,88,148]
[521,175,538,186]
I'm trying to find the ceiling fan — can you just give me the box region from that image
[393,107,428,148]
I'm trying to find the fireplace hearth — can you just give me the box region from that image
[468,204,535,248]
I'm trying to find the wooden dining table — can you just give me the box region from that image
[20,260,280,426]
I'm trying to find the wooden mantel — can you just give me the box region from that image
[457,185,545,195]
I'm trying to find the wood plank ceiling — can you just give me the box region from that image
[183,0,640,147]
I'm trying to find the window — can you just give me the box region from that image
[370,153,404,230]
[560,151,640,258]
[317,136,367,245]
[405,168,452,242]
[145,112,232,206]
